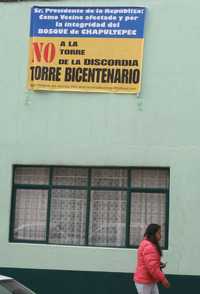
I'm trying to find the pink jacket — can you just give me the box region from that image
[134,239,165,284]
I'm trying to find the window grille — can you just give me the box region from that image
[10,166,169,248]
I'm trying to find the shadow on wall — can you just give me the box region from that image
[0,268,199,294]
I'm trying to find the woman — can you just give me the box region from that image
[134,224,170,294]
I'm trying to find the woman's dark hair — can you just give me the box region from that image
[144,223,162,256]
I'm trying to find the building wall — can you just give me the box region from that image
[0,0,200,292]
[0,268,200,294]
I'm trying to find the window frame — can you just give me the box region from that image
[9,165,169,249]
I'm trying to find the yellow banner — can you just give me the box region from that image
[28,7,146,93]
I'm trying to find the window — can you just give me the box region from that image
[10,166,169,248]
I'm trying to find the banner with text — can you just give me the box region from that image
[28,6,146,93]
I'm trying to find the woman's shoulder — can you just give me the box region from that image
[139,238,152,247]
[139,239,156,252]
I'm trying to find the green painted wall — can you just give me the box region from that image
[0,268,199,294]
[0,0,200,280]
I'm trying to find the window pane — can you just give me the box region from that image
[1,280,35,294]
[89,191,127,247]
[0,284,11,294]
[131,169,169,188]
[129,192,166,247]
[91,168,128,188]
[52,167,88,186]
[14,167,49,185]
[49,189,87,245]
[13,189,48,240]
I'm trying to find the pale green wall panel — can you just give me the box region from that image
[0,0,200,276]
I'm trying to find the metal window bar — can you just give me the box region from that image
[10,165,169,248]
